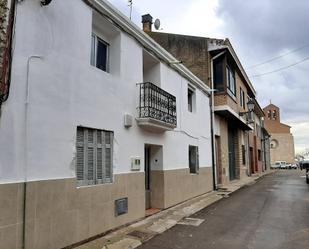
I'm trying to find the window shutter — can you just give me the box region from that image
[96,130,104,184]
[76,128,85,185]
[75,127,113,186]
[105,131,113,183]
[86,129,95,185]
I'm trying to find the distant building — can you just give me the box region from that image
[263,104,295,164]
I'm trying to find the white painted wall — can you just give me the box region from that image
[0,0,212,183]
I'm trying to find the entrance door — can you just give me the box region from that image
[228,126,236,181]
[145,146,151,209]
[250,147,254,174]
[215,136,222,185]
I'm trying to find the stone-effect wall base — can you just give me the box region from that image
[0,172,145,249]
[150,167,213,209]
[0,168,214,248]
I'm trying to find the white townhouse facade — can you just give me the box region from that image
[0,0,213,248]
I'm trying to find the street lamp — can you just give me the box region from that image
[239,99,255,124]
[247,99,255,112]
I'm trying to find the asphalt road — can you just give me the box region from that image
[139,170,309,249]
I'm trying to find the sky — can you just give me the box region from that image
[108,0,309,153]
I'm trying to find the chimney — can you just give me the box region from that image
[142,14,153,32]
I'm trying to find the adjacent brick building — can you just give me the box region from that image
[143,14,270,186]
[263,103,295,164]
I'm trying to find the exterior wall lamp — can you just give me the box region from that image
[239,99,255,124]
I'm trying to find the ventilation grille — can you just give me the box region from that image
[115,198,128,216]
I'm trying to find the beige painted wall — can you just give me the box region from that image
[150,167,213,209]
[0,172,145,249]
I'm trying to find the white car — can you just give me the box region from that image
[274,161,287,169]
[291,164,298,169]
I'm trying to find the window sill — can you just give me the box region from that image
[227,89,237,103]
[76,181,114,188]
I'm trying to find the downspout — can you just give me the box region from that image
[210,51,225,190]
[22,55,43,249]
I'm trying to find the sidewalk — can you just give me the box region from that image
[73,171,273,249]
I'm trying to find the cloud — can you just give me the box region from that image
[216,0,309,152]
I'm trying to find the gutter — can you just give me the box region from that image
[22,55,43,249]
[82,0,210,96]
[210,51,226,190]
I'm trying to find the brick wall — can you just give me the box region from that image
[147,32,210,87]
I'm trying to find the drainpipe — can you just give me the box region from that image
[210,51,225,190]
[22,55,43,249]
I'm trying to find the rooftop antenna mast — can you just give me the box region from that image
[128,0,133,20]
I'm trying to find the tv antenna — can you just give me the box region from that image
[154,18,161,30]
[128,0,133,20]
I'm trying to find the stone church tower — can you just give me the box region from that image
[263,103,295,164]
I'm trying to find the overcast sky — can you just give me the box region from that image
[108,0,309,153]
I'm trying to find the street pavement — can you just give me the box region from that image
[138,170,309,249]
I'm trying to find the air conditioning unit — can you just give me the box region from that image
[124,114,133,128]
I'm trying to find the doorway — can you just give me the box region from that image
[145,146,151,209]
[215,136,222,185]
[228,126,237,181]
[144,144,163,210]
[250,147,254,174]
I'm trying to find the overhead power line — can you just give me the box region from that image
[246,43,309,70]
[249,56,309,78]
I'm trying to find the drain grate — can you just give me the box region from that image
[127,230,155,242]
[177,218,205,227]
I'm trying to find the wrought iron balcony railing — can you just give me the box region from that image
[138,82,177,127]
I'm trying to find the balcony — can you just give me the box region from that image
[137,82,177,131]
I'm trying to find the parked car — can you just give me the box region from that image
[286,163,292,169]
[276,161,287,169]
[271,162,281,169]
[291,164,298,169]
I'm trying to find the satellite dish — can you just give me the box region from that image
[154,19,161,30]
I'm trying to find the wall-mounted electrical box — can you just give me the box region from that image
[131,157,141,171]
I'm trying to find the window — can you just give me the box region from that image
[256,124,261,138]
[91,33,109,72]
[272,110,277,120]
[213,58,224,92]
[189,145,199,174]
[241,145,246,165]
[240,88,245,108]
[226,66,236,96]
[267,110,271,119]
[188,87,195,112]
[258,149,261,161]
[76,127,113,186]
